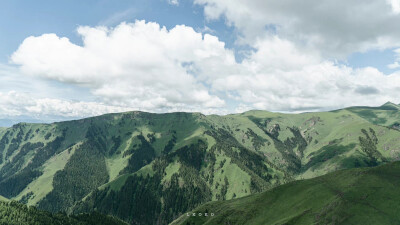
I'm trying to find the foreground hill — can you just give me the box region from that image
[0,103,399,224]
[172,161,400,225]
[0,200,127,225]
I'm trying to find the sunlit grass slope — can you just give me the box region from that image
[172,161,400,225]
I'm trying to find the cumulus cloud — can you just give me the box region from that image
[11,21,226,112]
[388,0,400,13]
[388,48,400,69]
[195,0,400,58]
[211,36,400,111]
[0,91,134,118]
[9,20,400,118]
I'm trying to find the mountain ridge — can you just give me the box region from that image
[2,100,399,128]
[0,104,399,224]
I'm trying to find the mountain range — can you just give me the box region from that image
[0,102,399,224]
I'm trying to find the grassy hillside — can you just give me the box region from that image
[0,200,127,225]
[0,103,399,224]
[172,161,400,225]
[345,102,400,129]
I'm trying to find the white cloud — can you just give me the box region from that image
[167,0,179,6]
[9,21,400,119]
[195,0,400,58]
[212,36,400,111]
[388,0,400,13]
[0,91,134,118]
[388,48,400,69]
[11,21,226,113]
[388,61,400,69]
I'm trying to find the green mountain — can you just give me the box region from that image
[0,200,127,225]
[171,161,400,225]
[0,104,399,224]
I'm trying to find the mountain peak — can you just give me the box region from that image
[382,101,395,106]
[381,101,400,110]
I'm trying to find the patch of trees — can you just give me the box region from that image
[359,128,385,166]
[0,130,11,164]
[205,128,274,193]
[0,200,127,225]
[0,142,44,180]
[38,140,109,213]
[23,129,32,141]
[75,173,162,225]
[120,134,156,174]
[216,177,229,200]
[162,164,212,222]
[6,126,24,159]
[0,169,43,198]
[0,139,46,198]
[204,146,217,185]
[248,116,307,174]
[163,132,177,155]
[74,141,212,225]
[245,128,270,151]
[171,140,206,170]
[0,128,71,198]
[19,191,34,204]
[28,128,68,170]
[39,123,108,212]
[44,132,51,140]
[110,135,122,156]
[85,123,108,153]
[147,133,156,144]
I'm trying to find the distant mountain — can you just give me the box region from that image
[0,105,399,224]
[172,161,400,225]
[345,102,400,125]
[0,200,127,225]
[381,101,400,110]
[0,115,81,127]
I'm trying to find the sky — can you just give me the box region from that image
[1,0,400,126]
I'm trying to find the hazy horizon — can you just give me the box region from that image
[0,101,398,127]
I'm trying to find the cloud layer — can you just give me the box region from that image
[195,0,400,58]
[11,21,227,113]
[0,91,134,119]
[7,8,400,120]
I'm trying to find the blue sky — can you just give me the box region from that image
[0,0,237,63]
[0,0,400,126]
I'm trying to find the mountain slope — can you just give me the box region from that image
[345,102,400,129]
[0,195,8,202]
[0,104,399,224]
[172,161,400,225]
